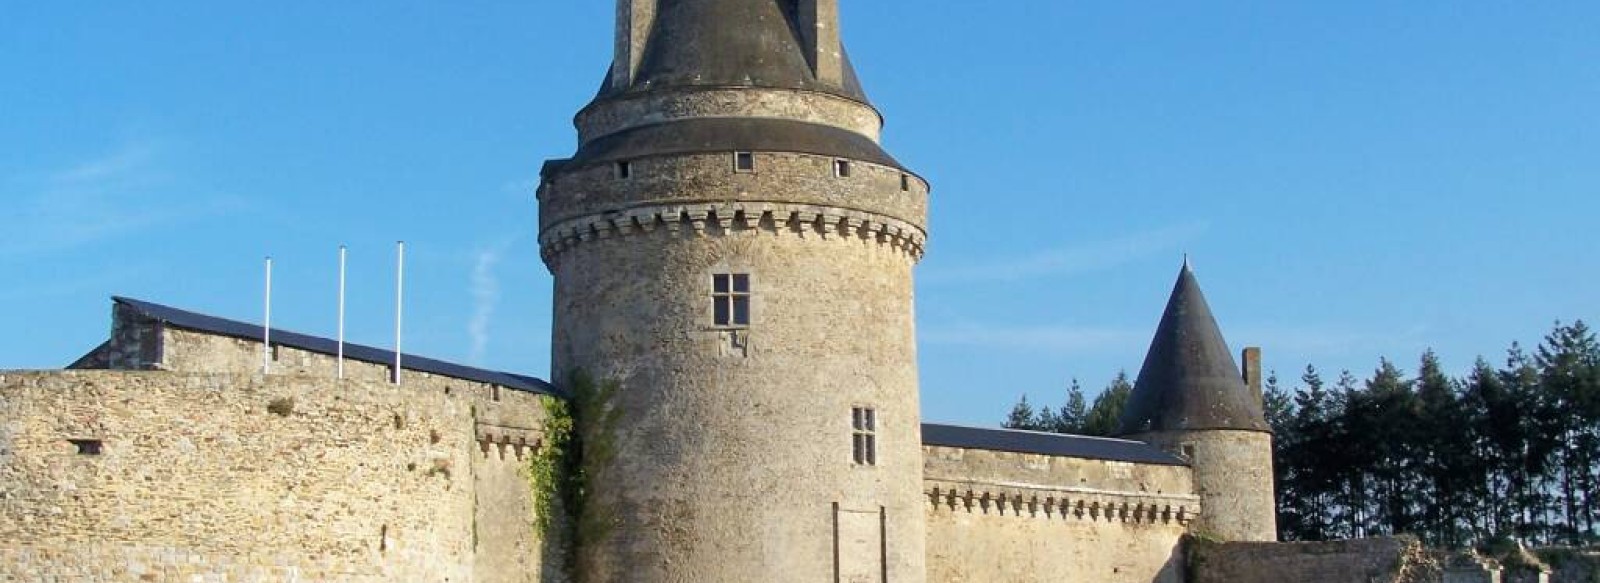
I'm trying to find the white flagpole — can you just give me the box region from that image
[263,256,273,375]
[393,241,404,385]
[337,245,347,379]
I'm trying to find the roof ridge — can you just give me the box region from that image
[111,296,560,397]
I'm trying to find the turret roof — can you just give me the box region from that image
[600,0,869,103]
[1116,263,1270,435]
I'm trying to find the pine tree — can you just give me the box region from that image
[1415,349,1473,547]
[1057,378,1089,434]
[1003,395,1040,431]
[1463,356,1516,541]
[1261,370,1296,541]
[1082,371,1133,437]
[1535,320,1600,543]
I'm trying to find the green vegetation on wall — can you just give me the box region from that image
[528,370,623,576]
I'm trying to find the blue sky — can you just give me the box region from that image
[2,2,1596,427]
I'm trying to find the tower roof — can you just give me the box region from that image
[600,0,869,102]
[1117,263,1270,435]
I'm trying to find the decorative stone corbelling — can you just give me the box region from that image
[475,423,543,461]
[538,201,927,267]
[924,480,1199,526]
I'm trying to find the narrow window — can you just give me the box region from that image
[734,151,755,172]
[900,173,911,192]
[69,439,103,456]
[712,273,751,327]
[834,159,852,178]
[615,160,632,179]
[851,407,877,466]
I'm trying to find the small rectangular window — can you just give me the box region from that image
[900,173,911,191]
[834,159,852,178]
[615,160,632,179]
[734,151,755,172]
[851,407,877,466]
[69,439,103,456]
[712,273,751,327]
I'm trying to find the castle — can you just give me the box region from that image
[1,2,1292,581]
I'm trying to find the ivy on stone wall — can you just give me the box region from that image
[531,395,573,536]
[528,370,623,578]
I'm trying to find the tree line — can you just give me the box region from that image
[1001,320,1600,548]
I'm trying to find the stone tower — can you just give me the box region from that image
[536,1,929,581]
[1117,263,1277,542]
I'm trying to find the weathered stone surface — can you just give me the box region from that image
[0,369,555,583]
[924,445,1196,583]
[1190,536,1442,583]
[1134,429,1276,542]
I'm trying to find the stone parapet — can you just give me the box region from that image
[576,87,883,143]
[538,150,927,233]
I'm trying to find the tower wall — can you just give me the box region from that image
[541,146,928,581]
[1133,429,1276,542]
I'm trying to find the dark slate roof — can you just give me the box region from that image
[1116,265,1270,435]
[567,117,903,170]
[922,423,1189,466]
[112,296,561,397]
[600,0,869,103]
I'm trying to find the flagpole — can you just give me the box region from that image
[337,245,347,379]
[262,256,273,375]
[393,241,404,385]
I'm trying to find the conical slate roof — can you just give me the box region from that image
[1117,263,1270,435]
[601,0,869,102]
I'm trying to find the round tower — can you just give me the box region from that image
[1116,263,1277,542]
[536,1,929,581]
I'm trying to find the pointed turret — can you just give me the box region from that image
[1116,261,1277,542]
[1117,263,1269,435]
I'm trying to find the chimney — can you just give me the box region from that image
[798,0,843,85]
[1241,347,1263,408]
[612,0,656,89]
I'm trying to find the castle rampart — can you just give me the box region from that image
[923,443,1195,583]
[0,369,555,582]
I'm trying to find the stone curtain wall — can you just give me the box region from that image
[0,370,556,582]
[923,445,1197,583]
[1188,537,1442,583]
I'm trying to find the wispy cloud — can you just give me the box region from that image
[923,221,1209,284]
[1,140,238,257]
[467,242,509,365]
[921,322,1147,355]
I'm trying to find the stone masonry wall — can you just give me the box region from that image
[923,445,1198,583]
[0,370,557,583]
[1189,536,1442,583]
[1136,429,1278,542]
